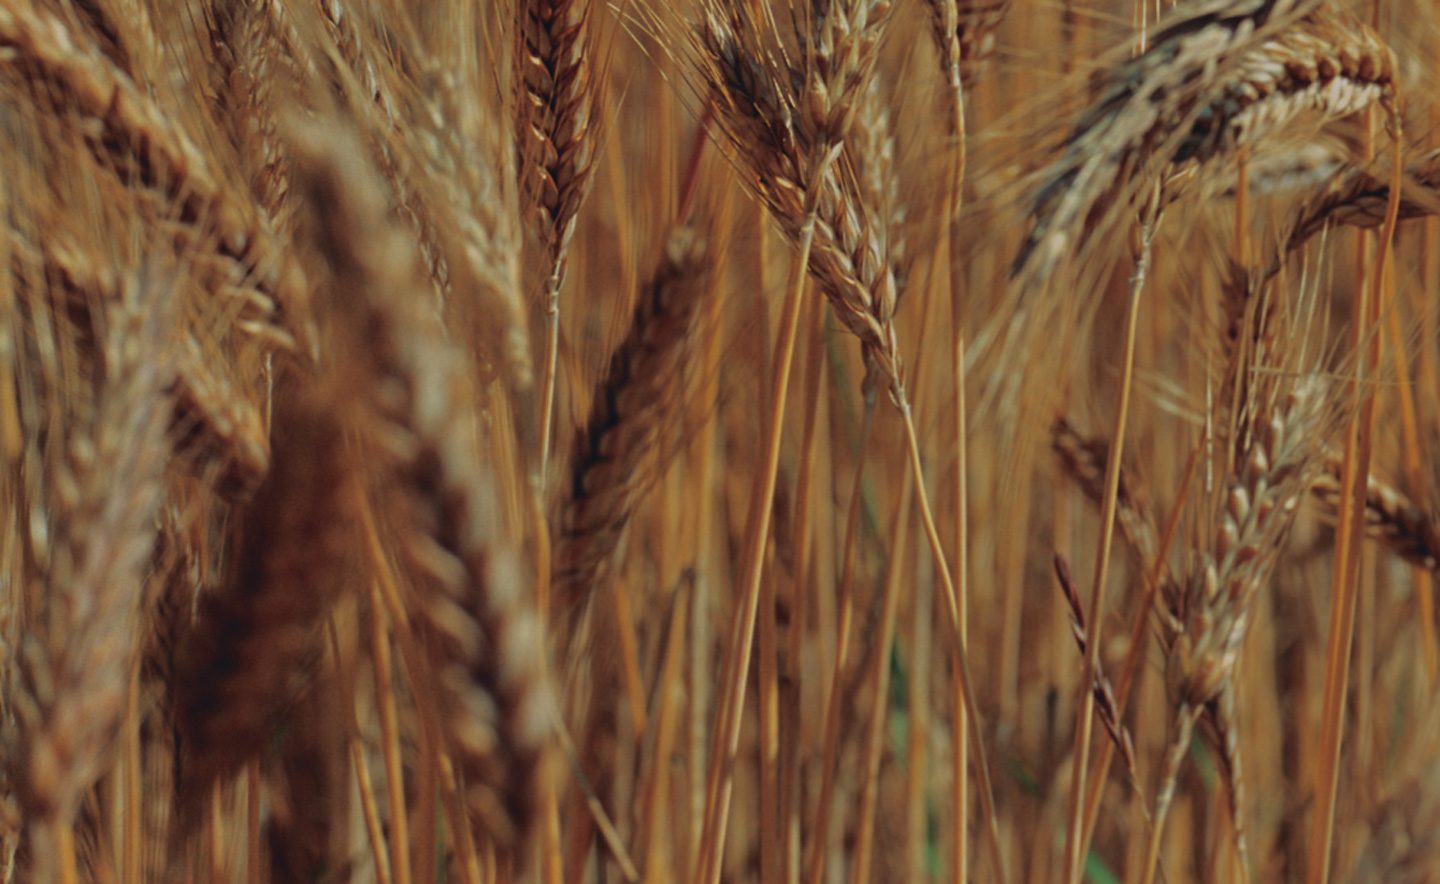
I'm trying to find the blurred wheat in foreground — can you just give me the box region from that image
[6,0,1440,881]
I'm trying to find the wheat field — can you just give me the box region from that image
[0,0,1437,881]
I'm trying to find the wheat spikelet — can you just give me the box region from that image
[553,228,712,617]
[4,269,173,870]
[290,122,558,857]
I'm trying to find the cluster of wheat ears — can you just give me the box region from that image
[4,0,1440,881]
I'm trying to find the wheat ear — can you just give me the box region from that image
[291,123,559,858]
[6,271,173,877]
[0,1,302,352]
[171,381,353,812]
[553,228,711,615]
[1016,3,1392,282]
[1143,376,1332,884]
[518,0,601,478]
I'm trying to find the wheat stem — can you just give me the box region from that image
[1308,99,1403,884]
[1064,208,1154,884]
[694,142,839,884]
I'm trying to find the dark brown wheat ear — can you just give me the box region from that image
[552,227,712,622]
[290,120,559,860]
[170,378,355,818]
[518,0,602,476]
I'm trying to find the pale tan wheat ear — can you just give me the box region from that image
[5,269,174,880]
[289,121,559,860]
[1143,371,1339,884]
[518,0,602,476]
[170,378,355,817]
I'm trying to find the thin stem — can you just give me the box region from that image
[897,398,1006,884]
[852,459,916,884]
[694,144,842,884]
[803,388,879,884]
[944,39,972,884]
[538,268,563,481]
[1064,214,1154,884]
[1138,706,1200,884]
[1308,100,1404,884]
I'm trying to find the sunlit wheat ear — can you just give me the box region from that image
[5,270,174,876]
[290,122,559,859]
[695,8,904,392]
[518,0,599,274]
[170,381,354,816]
[553,228,712,622]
